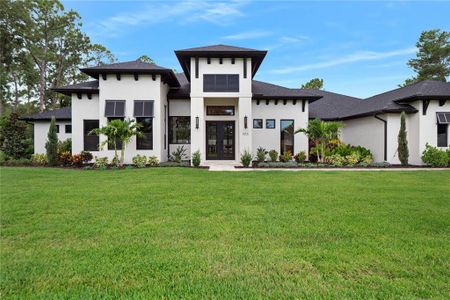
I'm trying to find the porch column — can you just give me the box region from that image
[238,97,252,158]
[190,97,205,163]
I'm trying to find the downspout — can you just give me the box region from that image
[167,99,170,162]
[374,114,387,161]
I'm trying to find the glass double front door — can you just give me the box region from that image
[206,121,235,160]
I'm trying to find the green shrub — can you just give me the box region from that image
[45,117,58,166]
[256,147,267,162]
[279,151,293,162]
[0,150,7,164]
[80,151,93,163]
[132,155,147,168]
[58,151,72,166]
[345,153,360,166]
[192,150,201,167]
[294,151,306,163]
[159,161,190,167]
[148,156,159,167]
[397,111,409,166]
[31,153,47,165]
[421,143,448,167]
[257,161,298,168]
[1,158,32,166]
[325,154,345,166]
[0,113,28,159]
[170,146,187,163]
[57,138,72,154]
[268,150,278,162]
[240,150,252,167]
[94,156,109,169]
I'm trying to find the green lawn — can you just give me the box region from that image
[1,167,450,298]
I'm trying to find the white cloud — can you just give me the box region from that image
[222,30,272,40]
[272,47,416,74]
[278,36,308,44]
[92,0,249,37]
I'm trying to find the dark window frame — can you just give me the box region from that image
[136,117,153,150]
[105,100,126,117]
[203,74,239,92]
[83,120,99,151]
[169,116,191,144]
[266,119,275,129]
[65,124,72,134]
[133,100,154,117]
[253,119,263,129]
[55,125,60,133]
[437,124,448,147]
[280,119,294,155]
[206,106,235,116]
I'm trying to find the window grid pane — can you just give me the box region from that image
[169,116,191,144]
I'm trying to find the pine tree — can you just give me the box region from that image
[397,112,409,166]
[45,117,58,166]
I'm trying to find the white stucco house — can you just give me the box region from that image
[22,44,450,165]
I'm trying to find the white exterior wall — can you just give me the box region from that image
[72,93,100,155]
[168,99,191,158]
[99,74,165,163]
[190,57,253,164]
[252,100,309,158]
[341,116,385,162]
[34,121,72,154]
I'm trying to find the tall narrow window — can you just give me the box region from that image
[65,124,72,133]
[280,120,294,155]
[136,117,153,150]
[169,116,190,144]
[437,124,448,147]
[84,120,99,151]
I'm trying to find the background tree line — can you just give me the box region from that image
[0,0,116,116]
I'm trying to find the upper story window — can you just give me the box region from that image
[134,100,154,117]
[206,106,235,116]
[203,74,239,92]
[105,100,125,117]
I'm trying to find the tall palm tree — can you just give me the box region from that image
[295,118,343,162]
[90,118,143,166]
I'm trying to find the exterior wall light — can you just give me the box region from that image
[244,115,248,129]
[196,116,199,129]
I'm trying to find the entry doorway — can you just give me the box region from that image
[206,121,235,160]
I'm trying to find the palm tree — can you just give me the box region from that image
[90,118,143,166]
[295,118,343,162]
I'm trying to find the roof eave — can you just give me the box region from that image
[394,95,450,103]
[79,69,181,87]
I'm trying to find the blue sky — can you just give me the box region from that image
[63,0,450,98]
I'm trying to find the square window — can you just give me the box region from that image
[266,119,275,129]
[65,124,72,133]
[253,119,263,129]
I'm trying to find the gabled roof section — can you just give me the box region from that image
[252,81,321,101]
[21,107,71,121]
[308,90,363,120]
[52,80,99,96]
[80,61,180,87]
[175,44,267,81]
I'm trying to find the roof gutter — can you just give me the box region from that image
[374,114,387,161]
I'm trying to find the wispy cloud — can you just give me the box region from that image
[272,47,416,74]
[222,30,272,40]
[91,0,249,37]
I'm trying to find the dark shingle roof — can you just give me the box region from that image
[52,80,99,96]
[176,44,263,53]
[308,90,363,120]
[252,81,321,101]
[167,73,321,101]
[80,61,180,87]
[21,107,71,121]
[175,44,267,80]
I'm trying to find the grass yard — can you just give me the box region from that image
[1,167,450,298]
